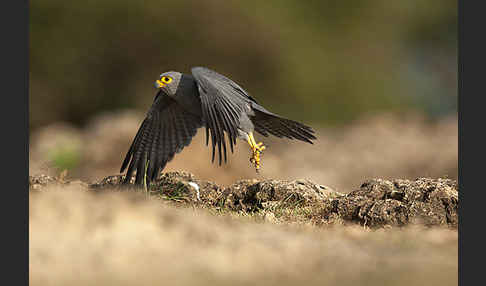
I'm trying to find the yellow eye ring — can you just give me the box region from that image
[161,76,172,84]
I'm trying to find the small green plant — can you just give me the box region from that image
[49,146,81,171]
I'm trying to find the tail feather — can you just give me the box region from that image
[251,106,316,144]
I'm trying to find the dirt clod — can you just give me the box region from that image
[329,178,458,228]
[29,174,89,191]
[29,174,59,191]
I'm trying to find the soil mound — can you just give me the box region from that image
[30,172,458,228]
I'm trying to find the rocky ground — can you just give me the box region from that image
[29,172,458,286]
[31,172,458,229]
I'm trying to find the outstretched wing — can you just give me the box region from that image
[191,67,252,165]
[120,92,202,185]
[251,103,316,144]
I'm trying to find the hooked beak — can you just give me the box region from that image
[155,79,165,89]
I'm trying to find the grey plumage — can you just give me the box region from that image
[120,66,316,185]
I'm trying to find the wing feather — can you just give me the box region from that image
[124,113,155,183]
[120,93,202,186]
[191,67,252,164]
[147,111,161,181]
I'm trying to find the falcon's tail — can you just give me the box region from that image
[251,105,316,144]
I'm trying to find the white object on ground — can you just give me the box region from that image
[188,182,201,201]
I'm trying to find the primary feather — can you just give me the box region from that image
[120,93,202,184]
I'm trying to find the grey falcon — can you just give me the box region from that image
[120,67,316,186]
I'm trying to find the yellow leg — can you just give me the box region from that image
[247,132,266,172]
[248,132,266,152]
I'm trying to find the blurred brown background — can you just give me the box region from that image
[29,0,457,191]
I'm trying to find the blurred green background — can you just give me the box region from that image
[30,0,457,130]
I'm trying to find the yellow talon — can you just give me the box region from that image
[247,132,266,172]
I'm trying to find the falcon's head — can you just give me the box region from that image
[154,71,182,96]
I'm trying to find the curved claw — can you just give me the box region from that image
[250,148,263,172]
[255,142,266,152]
